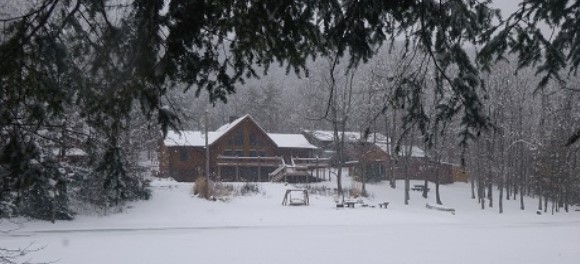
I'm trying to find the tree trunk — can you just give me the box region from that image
[404,152,410,205]
[505,162,511,200]
[564,186,569,213]
[519,148,525,210]
[480,178,485,210]
[422,141,429,199]
[390,108,398,188]
[499,134,505,214]
[538,189,543,211]
[543,192,548,213]
[499,175,503,214]
[488,180,493,208]
[470,167,476,199]
[519,185,525,210]
[361,159,367,196]
[331,109,344,197]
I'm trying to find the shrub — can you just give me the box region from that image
[193,177,212,199]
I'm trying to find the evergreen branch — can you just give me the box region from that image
[0,0,60,65]
[0,0,55,22]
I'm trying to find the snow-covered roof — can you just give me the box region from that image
[397,145,427,158]
[267,133,318,149]
[163,131,222,147]
[375,143,427,158]
[215,114,250,134]
[164,115,317,150]
[164,115,254,147]
[302,129,426,158]
[50,148,88,157]
[302,130,389,144]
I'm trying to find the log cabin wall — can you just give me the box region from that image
[159,115,319,182]
[160,146,205,182]
[212,117,278,160]
[277,148,313,163]
[392,158,454,184]
[209,118,279,181]
[159,116,283,182]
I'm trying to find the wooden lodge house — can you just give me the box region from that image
[158,115,321,182]
[301,130,468,183]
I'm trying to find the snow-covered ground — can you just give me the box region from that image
[2,171,579,264]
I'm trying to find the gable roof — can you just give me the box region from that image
[302,129,390,144]
[375,143,427,158]
[163,131,221,147]
[163,115,252,147]
[302,129,427,158]
[163,115,316,150]
[215,114,250,134]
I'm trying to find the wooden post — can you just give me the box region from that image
[236,155,240,182]
[204,109,210,183]
[316,156,319,180]
[284,161,287,183]
[217,163,221,180]
[306,159,310,184]
[258,156,262,182]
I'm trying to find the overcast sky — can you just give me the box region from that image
[493,1,521,14]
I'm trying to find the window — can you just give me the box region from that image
[223,149,244,157]
[229,131,244,146]
[179,149,189,161]
[249,134,260,146]
[249,150,266,157]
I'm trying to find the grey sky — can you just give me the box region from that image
[493,1,521,15]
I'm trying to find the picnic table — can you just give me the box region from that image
[344,200,356,208]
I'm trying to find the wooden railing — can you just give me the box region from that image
[290,156,331,168]
[216,155,284,182]
[216,155,284,167]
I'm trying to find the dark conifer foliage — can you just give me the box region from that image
[1,0,580,219]
[476,0,580,145]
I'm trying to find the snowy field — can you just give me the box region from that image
[2,172,579,264]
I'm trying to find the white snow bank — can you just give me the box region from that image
[2,173,579,264]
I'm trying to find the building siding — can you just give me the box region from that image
[159,116,314,182]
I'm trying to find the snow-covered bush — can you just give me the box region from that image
[236,183,260,196]
[80,146,151,211]
[211,182,234,199]
[0,135,73,221]
[17,160,73,221]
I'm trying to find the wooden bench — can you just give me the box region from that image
[425,203,455,215]
[411,185,430,192]
[379,202,389,208]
